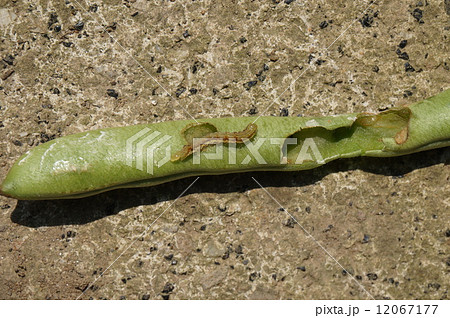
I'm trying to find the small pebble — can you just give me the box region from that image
[398,40,408,49]
[367,273,378,280]
[404,62,415,72]
[73,21,84,31]
[248,107,258,115]
[280,108,289,117]
[319,21,328,29]
[396,49,409,60]
[297,266,306,271]
[411,8,423,23]
[106,89,118,98]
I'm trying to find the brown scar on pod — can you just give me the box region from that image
[171,122,258,162]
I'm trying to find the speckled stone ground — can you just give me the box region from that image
[0,0,449,299]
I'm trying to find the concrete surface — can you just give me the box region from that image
[0,0,449,299]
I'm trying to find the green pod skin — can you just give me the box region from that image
[1,89,449,200]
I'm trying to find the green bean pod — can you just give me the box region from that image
[1,89,449,200]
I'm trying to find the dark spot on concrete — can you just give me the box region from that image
[249,272,259,281]
[48,13,58,29]
[73,21,84,31]
[142,294,150,300]
[367,273,378,280]
[2,55,14,65]
[411,8,424,23]
[239,37,247,43]
[62,42,73,48]
[164,254,174,261]
[396,49,409,60]
[403,90,413,98]
[175,87,186,97]
[359,11,378,28]
[244,80,257,90]
[315,59,326,66]
[297,266,306,271]
[50,87,60,95]
[235,245,243,254]
[13,140,22,146]
[182,30,190,38]
[189,88,198,94]
[319,21,328,29]
[162,282,174,294]
[89,4,98,12]
[107,89,118,98]
[131,12,139,17]
[284,217,295,228]
[156,65,162,73]
[200,225,206,231]
[398,40,408,49]
[362,234,370,243]
[284,0,295,4]
[280,108,289,117]
[248,107,258,115]
[427,283,440,290]
[404,62,415,72]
